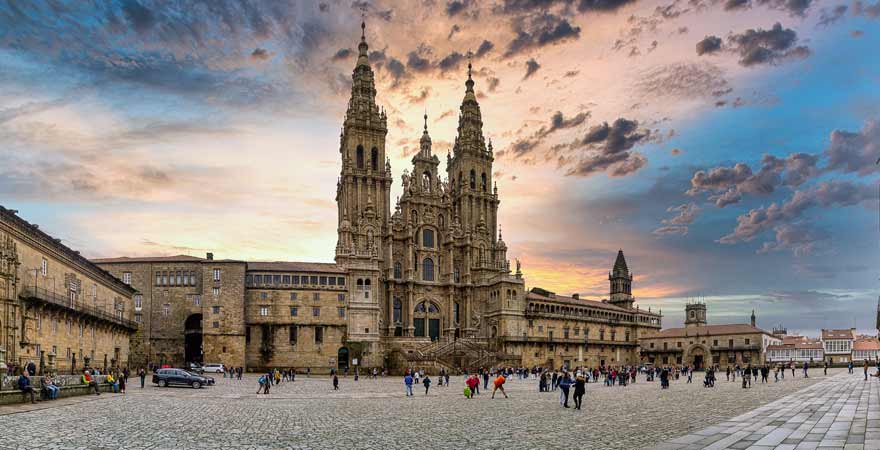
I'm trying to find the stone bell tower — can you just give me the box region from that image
[685,301,707,328]
[608,250,634,309]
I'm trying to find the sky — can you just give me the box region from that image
[1,0,878,335]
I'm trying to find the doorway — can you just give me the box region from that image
[337,347,350,373]
[184,314,203,364]
[428,319,440,341]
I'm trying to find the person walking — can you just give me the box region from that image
[687,367,693,384]
[333,373,339,390]
[803,361,809,378]
[138,368,146,388]
[491,374,508,399]
[572,374,586,410]
[824,360,828,376]
[865,360,870,381]
[118,371,127,394]
[558,372,572,408]
[404,372,414,396]
[482,370,489,391]
[444,371,450,387]
[423,375,431,395]
[849,361,854,374]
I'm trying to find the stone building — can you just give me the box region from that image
[0,206,137,375]
[640,303,781,368]
[92,23,663,373]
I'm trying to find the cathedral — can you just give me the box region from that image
[87,23,663,373]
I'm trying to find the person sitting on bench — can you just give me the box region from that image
[17,372,39,404]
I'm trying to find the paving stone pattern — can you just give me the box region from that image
[0,369,847,449]
[655,370,879,450]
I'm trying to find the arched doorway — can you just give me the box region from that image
[337,347,350,373]
[413,301,441,341]
[687,344,709,370]
[184,314,203,365]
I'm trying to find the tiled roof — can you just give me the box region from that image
[525,290,660,316]
[821,329,856,340]
[644,324,772,339]
[246,261,345,274]
[853,339,880,351]
[91,255,205,264]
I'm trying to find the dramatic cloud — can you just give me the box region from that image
[438,51,465,72]
[332,48,354,61]
[825,119,880,176]
[505,13,581,57]
[758,223,830,256]
[565,118,651,177]
[726,23,810,67]
[636,62,729,100]
[446,0,471,16]
[695,36,723,55]
[654,202,700,236]
[719,180,876,244]
[817,5,848,26]
[475,39,495,57]
[853,0,880,18]
[757,0,813,17]
[506,110,590,158]
[524,58,541,79]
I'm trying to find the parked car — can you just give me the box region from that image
[152,369,214,389]
[188,363,204,374]
[202,363,226,374]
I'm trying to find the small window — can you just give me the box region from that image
[338,293,345,302]
[213,269,221,282]
[134,295,142,310]
[260,292,268,300]
[422,258,435,282]
[290,292,298,301]
[273,275,282,285]
[313,293,320,301]
[338,307,345,318]
[338,277,345,285]
[254,275,263,285]
[212,306,220,314]
[310,276,318,285]
[292,275,300,284]
[41,258,48,276]
[260,306,269,316]
[423,229,435,248]
[328,277,336,286]
[320,276,327,285]
[212,287,220,296]
[163,304,170,317]
[282,275,291,284]
[313,307,320,317]
[289,326,298,344]
[394,262,402,279]
[212,321,219,329]
[315,326,324,344]
[469,170,476,189]
[122,272,132,285]
[290,307,298,317]
[356,145,364,169]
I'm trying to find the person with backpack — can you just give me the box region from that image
[256,374,267,394]
[423,375,431,395]
[491,374,508,399]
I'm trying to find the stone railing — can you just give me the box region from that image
[0,374,107,391]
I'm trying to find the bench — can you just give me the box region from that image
[0,376,113,405]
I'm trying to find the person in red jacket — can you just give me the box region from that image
[465,375,478,398]
[491,374,508,399]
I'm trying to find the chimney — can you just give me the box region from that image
[206,252,213,261]
[571,293,579,300]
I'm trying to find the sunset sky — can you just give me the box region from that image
[1,0,877,333]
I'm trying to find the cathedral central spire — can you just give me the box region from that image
[357,20,370,67]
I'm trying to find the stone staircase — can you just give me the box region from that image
[405,337,518,372]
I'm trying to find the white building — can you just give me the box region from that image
[821,329,856,364]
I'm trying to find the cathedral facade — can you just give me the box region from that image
[91,24,662,373]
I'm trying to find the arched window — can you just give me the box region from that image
[371,147,379,170]
[453,302,460,324]
[427,302,439,313]
[356,145,364,169]
[422,258,435,281]
[394,262,402,279]
[423,228,434,248]
[422,171,431,191]
[481,172,487,191]
[469,170,476,189]
[393,298,402,323]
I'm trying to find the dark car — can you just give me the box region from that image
[188,363,205,374]
[152,368,214,389]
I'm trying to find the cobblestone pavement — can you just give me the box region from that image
[655,370,879,450]
[0,368,846,449]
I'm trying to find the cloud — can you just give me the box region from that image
[718,180,876,244]
[825,119,880,176]
[438,51,465,73]
[406,51,432,73]
[487,77,500,92]
[817,5,848,26]
[448,24,461,40]
[853,0,880,18]
[507,109,590,158]
[251,48,270,61]
[576,0,638,12]
[446,0,471,16]
[670,148,682,155]
[724,0,751,11]
[636,62,729,100]
[756,0,813,17]
[121,0,156,34]
[654,202,700,236]
[475,39,495,57]
[688,152,819,207]
[757,223,830,256]
[524,58,541,79]
[564,118,651,177]
[726,22,810,67]
[652,225,689,235]
[695,36,723,55]
[504,13,581,58]
[332,48,354,61]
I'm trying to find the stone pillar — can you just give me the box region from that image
[47,352,56,376]
[0,346,7,381]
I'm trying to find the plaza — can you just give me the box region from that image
[0,368,863,449]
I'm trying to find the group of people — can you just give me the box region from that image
[14,362,135,404]
[223,366,245,380]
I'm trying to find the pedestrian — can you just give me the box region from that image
[26,360,36,377]
[849,361,854,374]
[803,361,809,378]
[558,372,572,408]
[491,374,508,399]
[573,374,586,410]
[466,375,478,398]
[404,372,414,396]
[866,360,870,381]
[423,375,431,395]
[138,368,146,388]
[687,367,693,384]
[118,371,126,394]
[444,371,450,387]
[333,373,339,390]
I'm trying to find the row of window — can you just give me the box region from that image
[392,258,436,282]
[825,340,853,353]
[257,306,346,318]
[246,325,327,345]
[34,314,94,338]
[246,274,346,287]
[155,271,198,287]
[257,292,346,302]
